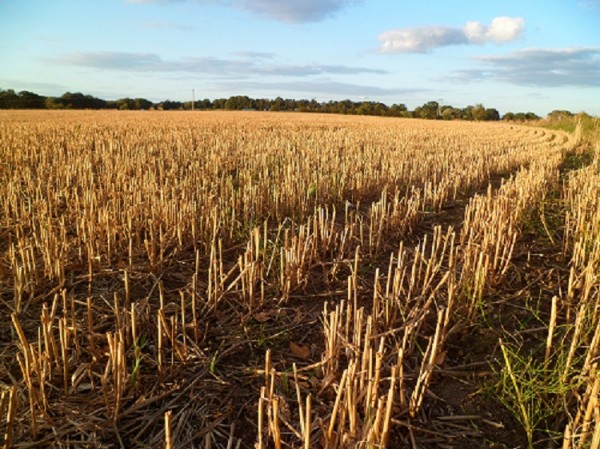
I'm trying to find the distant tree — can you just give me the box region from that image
[357,101,387,116]
[56,92,91,108]
[471,104,488,121]
[414,101,439,119]
[283,98,297,111]
[485,108,500,121]
[270,97,286,111]
[388,103,408,117]
[356,101,371,115]
[44,97,63,109]
[461,105,475,121]
[196,98,212,109]
[0,89,20,108]
[514,112,527,121]
[56,92,79,108]
[115,98,134,110]
[547,110,573,120]
[133,98,153,110]
[440,106,462,120]
[297,99,316,112]
[18,91,46,109]
[372,102,389,116]
[254,98,269,111]
[54,92,107,109]
[502,112,515,121]
[115,97,152,110]
[225,95,254,110]
[0,87,528,121]
[212,98,227,109]
[159,100,183,110]
[336,100,354,114]
[576,111,593,120]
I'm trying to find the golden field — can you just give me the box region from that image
[0,110,598,448]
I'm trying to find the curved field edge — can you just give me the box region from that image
[0,110,594,448]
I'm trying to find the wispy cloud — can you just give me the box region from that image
[55,52,164,71]
[33,35,67,44]
[378,16,524,53]
[234,0,359,23]
[123,0,360,22]
[215,80,420,97]
[232,51,275,60]
[125,0,188,3]
[137,20,200,31]
[578,0,600,10]
[51,51,387,77]
[454,47,600,87]
[0,79,67,93]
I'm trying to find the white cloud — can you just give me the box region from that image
[485,16,524,42]
[463,21,486,44]
[379,16,524,53]
[379,27,467,54]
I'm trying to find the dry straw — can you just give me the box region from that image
[0,110,584,447]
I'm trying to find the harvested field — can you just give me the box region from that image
[1,110,598,448]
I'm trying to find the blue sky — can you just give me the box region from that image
[1,0,599,115]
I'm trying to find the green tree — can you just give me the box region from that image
[116,98,134,110]
[462,105,474,120]
[295,99,309,112]
[212,98,227,109]
[356,101,375,115]
[471,104,487,121]
[388,103,408,117]
[44,97,63,109]
[18,91,46,108]
[547,110,573,120]
[0,89,20,108]
[440,106,462,120]
[485,108,500,121]
[55,92,107,109]
[159,100,183,110]
[414,101,440,119]
[196,98,213,109]
[225,95,254,110]
[254,98,269,111]
[134,98,153,110]
[270,97,286,111]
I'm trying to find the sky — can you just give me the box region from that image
[1,0,599,116]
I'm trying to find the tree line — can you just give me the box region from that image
[0,88,549,121]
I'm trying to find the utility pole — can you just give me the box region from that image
[437,98,443,119]
[192,89,195,111]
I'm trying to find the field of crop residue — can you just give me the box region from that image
[1,110,598,448]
